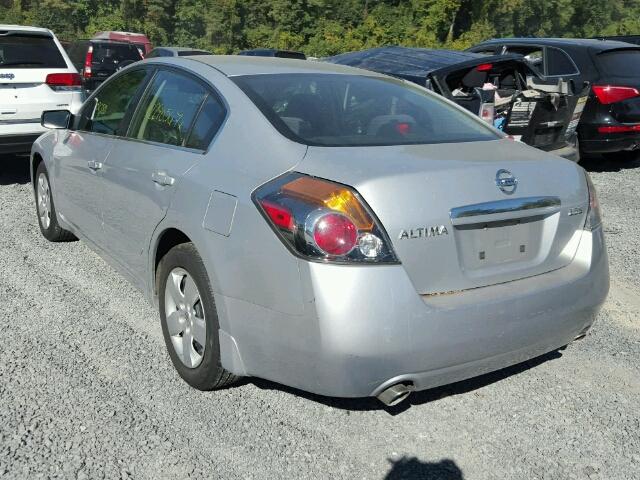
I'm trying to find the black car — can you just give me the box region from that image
[326,46,587,162]
[66,39,143,91]
[593,35,640,46]
[469,38,640,160]
[237,48,306,60]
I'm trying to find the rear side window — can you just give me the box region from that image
[0,34,66,69]
[233,73,498,147]
[185,95,227,149]
[546,48,578,76]
[596,50,640,77]
[129,70,209,147]
[77,69,149,135]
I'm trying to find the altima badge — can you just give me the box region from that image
[496,169,518,195]
[399,225,448,240]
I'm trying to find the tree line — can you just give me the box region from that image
[2,0,640,56]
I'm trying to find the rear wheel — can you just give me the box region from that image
[158,242,237,390]
[34,162,76,242]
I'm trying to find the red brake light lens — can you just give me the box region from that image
[592,85,640,105]
[261,200,294,231]
[84,46,93,78]
[254,173,398,264]
[312,213,358,256]
[46,73,82,86]
[476,63,493,72]
[46,73,82,92]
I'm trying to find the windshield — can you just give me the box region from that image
[0,34,66,69]
[596,50,640,77]
[233,73,499,147]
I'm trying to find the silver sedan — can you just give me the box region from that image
[31,56,609,406]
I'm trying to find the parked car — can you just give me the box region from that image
[31,56,608,405]
[66,39,143,92]
[592,35,640,46]
[146,46,212,58]
[469,38,640,160]
[0,25,83,155]
[326,46,588,162]
[93,31,153,56]
[238,48,306,59]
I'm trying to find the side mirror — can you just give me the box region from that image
[41,110,71,129]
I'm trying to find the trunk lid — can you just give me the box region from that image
[297,138,588,294]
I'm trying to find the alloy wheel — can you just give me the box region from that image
[164,268,207,368]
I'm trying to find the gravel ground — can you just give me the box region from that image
[0,154,638,480]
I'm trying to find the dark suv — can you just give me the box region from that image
[66,39,142,91]
[469,38,640,160]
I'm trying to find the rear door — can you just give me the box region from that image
[53,68,151,245]
[99,67,227,284]
[0,30,77,125]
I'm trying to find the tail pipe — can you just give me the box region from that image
[376,383,414,406]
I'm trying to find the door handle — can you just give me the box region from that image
[87,160,103,171]
[152,171,175,187]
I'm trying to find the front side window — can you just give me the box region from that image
[505,46,544,75]
[129,70,209,147]
[77,69,149,135]
[0,34,66,69]
[233,73,498,147]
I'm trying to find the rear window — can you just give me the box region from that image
[178,50,209,57]
[233,74,498,147]
[92,43,141,64]
[596,50,640,77]
[0,34,66,69]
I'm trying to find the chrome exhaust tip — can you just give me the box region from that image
[376,383,413,406]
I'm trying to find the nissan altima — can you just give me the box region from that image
[31,56,609,406]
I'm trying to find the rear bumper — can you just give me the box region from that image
[0,133,42,154]
[579,127,640,154]
[546,142,579,162]
[219,227,609,398]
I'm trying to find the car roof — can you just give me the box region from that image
[325,46,523,81]
[479,37,639,51]
[0,24,53,36]
[188,54,381,77]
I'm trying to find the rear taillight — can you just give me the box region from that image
[83,46,93,78]
[592,85,640,105]
[253,172,398,263]
[584,172,602,230]
[45,73,82,92]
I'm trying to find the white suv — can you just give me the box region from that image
[0,25,84,155]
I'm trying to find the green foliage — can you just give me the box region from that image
[1,0,637,53]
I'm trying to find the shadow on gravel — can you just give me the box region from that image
[250,348,564,415]
[385,456,464,480]
[0,154,31,185]
[581,154,640,173]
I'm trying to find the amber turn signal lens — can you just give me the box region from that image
[281,176,374,231]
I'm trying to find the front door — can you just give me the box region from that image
[53,68,151,246]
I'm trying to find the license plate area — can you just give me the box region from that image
[454,215,544,271]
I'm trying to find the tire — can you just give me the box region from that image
[157,242,238,390]
[34,162,76,242]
